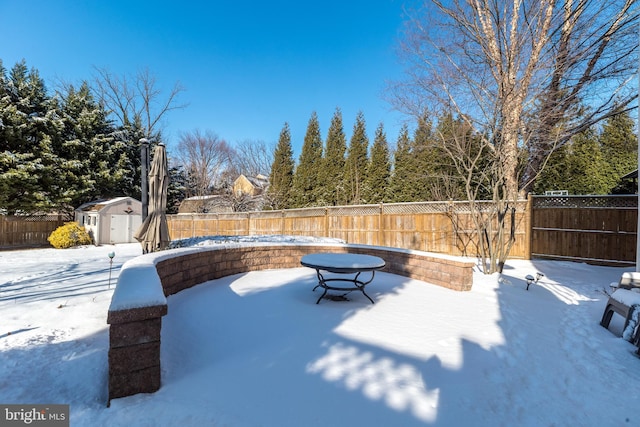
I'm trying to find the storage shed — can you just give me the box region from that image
[75,197,142,245]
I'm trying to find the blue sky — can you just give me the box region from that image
[0,0,414,157]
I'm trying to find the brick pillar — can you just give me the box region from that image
[107,304,167,404]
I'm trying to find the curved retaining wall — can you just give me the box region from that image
[106,243,475,403]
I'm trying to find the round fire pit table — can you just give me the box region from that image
[301,253,386,304]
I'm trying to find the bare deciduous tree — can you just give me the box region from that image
[175,130,233,211]
[391,0,638,272]
[92,66,186,138]
[434,117,517,272]
[230,139,274,178]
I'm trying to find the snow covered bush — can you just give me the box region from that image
[47,222,93,248]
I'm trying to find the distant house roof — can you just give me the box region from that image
[233,174,269,198]
[241,174,269,189]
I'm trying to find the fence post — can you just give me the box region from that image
[324,208,329,238]
[281,210,285,235]
[0,215,5,246]
[378,204,384,247]
[448,200,455,256]
[524,194,533,260]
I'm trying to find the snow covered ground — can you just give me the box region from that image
[1,238,639,426]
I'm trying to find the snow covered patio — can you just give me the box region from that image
[106,241,475,401]
[1,242,639,426]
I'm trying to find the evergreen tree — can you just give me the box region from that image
[167,163,187,214]
[535,127,610,195]
[600,108,637,192]
[344,111,369,204]
[536,111,637,196]
[292,112,323,207]
[319,108,347,206]
[432,112,480,200]
[113,118,147,201]
[411,112,439,200]
[58,81,127,207]
[267,122,295,209]
[566,128,611,195]
[532,143,570,194]
[0,60,66,214]
[388,124,413,202]
[0,59,165,216]
[363,122,391,203]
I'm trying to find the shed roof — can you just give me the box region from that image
[75,197,138,212]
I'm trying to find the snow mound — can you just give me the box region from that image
[168,234,345,248]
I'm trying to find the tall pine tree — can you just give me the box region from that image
[600,108,637,192]
[344,111,369,204]
[388,124,413,202]
[535,127,610,195]
[319,108,347,206]
[533,143,570,194]
[536,109,638,196]
[167,163,187,214]
[567,128,611,195]
[58,81,127,206]
[411,112,438,200]
[267,122,295,209]
[363,122,391,203]
[0,60,66,214]
[0,59,144,215]
[292,112,323,207]
[432,112,481,200]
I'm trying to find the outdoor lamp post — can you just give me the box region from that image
[108,251,116,289]
[140,138,150,221]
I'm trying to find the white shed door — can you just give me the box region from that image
[110,215,142,243]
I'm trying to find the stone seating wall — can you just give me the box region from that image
[107,243,475,404]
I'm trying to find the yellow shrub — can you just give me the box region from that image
[48,222,93,249]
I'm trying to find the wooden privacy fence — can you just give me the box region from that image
[167,200,532,259]
[531,195,637,266]
[0,215,66,248]
[3,196,636,265]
